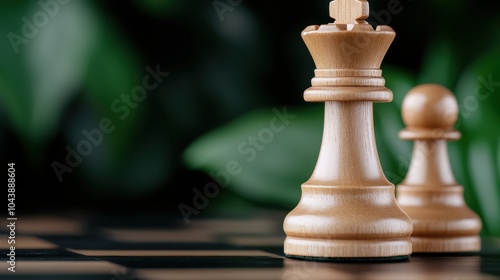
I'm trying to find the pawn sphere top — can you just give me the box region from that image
[401,84,459,138]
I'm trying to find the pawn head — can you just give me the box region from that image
[402,84,458,131]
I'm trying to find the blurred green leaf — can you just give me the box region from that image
[0,2,33,142]
[82,10,143,165]
[0,1,97,150]
[184,105,323,209]
[418,37,460,90]
[64,3,174,196]
[454,49,500,236]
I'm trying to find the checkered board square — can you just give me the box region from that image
[0,211,499,280]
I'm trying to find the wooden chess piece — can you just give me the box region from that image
[283,0,413,260]
[396,84,482,252]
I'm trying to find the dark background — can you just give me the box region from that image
[1,0,499,235]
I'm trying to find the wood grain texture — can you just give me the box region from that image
[396,84,482,253]
[283,0,412,259]
[283,103,413,258]
[330,0,369,25]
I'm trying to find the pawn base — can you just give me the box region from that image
[397,184,482,253]
[411,236,480,253]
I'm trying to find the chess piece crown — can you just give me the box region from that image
[303,0,395,103]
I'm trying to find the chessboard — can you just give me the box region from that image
[1,209,499,280]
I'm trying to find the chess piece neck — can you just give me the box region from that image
[306,101,390,186]
[401,139,457,188]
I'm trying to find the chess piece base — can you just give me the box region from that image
[411,236,481,253]
[283,185,413,259]
[397,185,482,253]
[284,237,411,260]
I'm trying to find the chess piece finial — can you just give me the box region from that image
[396,84,482,253]
[283,0,412,260]
[330,0,369,24]
[400,84,460,139]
